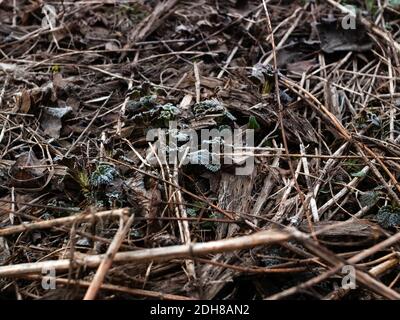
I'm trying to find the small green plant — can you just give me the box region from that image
[186,203,220,230]
[351,170,366,178]
[187,207,198,217]
[360,190,379,207]
[262,80,273,95]
[344,159,364,176]
[193,99,236,122]
[158,103,180,125]
[127,95,157,112]
[365,0,376,13]
[61,158,121,208]
[90,164,117,187]
[250,63,275,95]
[51,64,61,73]
[389,0,400,7]
[204,163,221,172]
[69,167,91,194]
[201,212,222,230]
[376,205,400,228]
[248,116,260,130]
[118,4,148,23]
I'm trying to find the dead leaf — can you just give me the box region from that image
[19,89,31,114]
[317,19,373,53]
[53,72,66,92]
[287,59,316,74]
[41,106,72,138]
[124,173,162,236]
[105,42,119,51]
[8,151,46,189]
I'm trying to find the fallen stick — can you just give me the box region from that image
[0,208,130,237]
[83,214,135,300]
[267,231,400,300]
[0,211,240,238]
[127,0,179,45]
[325,257,399,300]
[280,76,400,198]
[24,275,195,300]
[0,229,291,277]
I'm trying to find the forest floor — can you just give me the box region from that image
[0,0,400,300]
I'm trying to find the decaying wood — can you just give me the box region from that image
[83,214,135,300]
[0,228,291,277]
[199,171,257,299]
[24,275,195,300]
[298,219,382,238]
[127,0,179,45]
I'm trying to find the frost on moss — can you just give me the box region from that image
[193,99,236,121]
[90,164,117,187]
[158,103,180,122]
[127,95,157,112]
[376,205,400,228]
